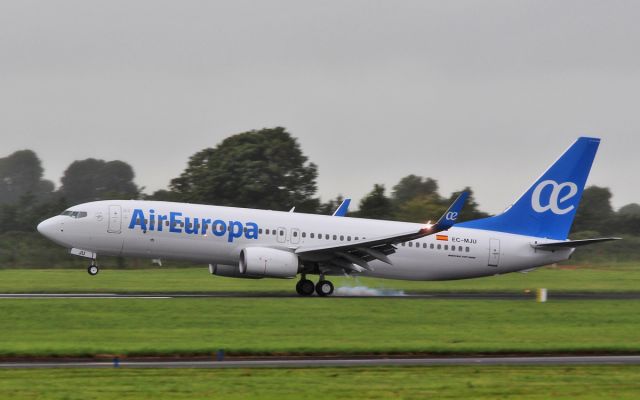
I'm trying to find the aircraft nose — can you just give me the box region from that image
[37,218,58,239]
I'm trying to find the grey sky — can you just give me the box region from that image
[1,0,638,214]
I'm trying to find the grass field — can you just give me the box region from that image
[0,263,639,293]
[1,366,640,399]
[1,297,639,357]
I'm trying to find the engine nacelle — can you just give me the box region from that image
[239,247,300,278]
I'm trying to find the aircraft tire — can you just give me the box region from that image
[315,280,334,297]
[88,265,99,276]
[296,279,315,296]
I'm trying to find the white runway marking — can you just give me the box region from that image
[2,355,640,369]
[0,294,171,299]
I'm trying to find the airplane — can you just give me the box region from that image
[37,137,618,296]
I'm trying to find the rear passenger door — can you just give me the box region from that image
[488,238,500,267]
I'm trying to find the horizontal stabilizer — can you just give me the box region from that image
[532,237,621,250]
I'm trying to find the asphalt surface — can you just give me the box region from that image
[2,355,640,369]
[1,292,640,299]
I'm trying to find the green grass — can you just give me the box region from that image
[0,263,639,293]
[1,366,640,399]
[1,298,639,357]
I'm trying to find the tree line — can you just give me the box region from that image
[1,127,638,239]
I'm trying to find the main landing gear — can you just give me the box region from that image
[296,278,315,296]
[88,260,99,276]
[296,275,334,297]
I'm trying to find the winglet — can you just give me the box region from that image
[431,191,469,232]
[332,198,351,217]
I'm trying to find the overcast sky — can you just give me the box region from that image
[1,1,638,214]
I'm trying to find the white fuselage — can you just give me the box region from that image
[37,200,572,281]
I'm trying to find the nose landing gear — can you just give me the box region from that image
[88,261,99,276]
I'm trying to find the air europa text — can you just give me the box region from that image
[128,209,259,243]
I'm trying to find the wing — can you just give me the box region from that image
[295,191,469,273]
[288,198,351,216]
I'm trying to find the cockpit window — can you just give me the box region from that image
[60,210,88,218]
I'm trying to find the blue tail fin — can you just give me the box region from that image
[457,137,600,240]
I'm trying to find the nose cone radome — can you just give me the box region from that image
[37,218,58,240]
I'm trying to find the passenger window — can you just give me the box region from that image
[266,229,270,235]
[459,246,463,251]
[401,242,406,246]
[340,235,344,241]
[466,247,470,252]
[302,232,306,238]
[355,237,359,241]
[347,236,351,241]
[423,243,427,249]
[259,229,263,234]
[444,245,449,250]
[333,235,337,240]
[430,243,434,249]
[293,231,298,237]
[279,230,284,236]
[310,233,315,239]
[325,234,330,240]
[437,244,441,250]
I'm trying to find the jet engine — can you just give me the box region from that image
[239,247,300,278]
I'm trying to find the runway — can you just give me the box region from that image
[1,292,640,300]
[2,355,640,369]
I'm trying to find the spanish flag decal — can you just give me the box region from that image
[436,235,448,241]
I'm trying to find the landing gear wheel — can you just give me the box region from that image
[316,280,334,297]
[88,265,99,276]
[296,279,315,296]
